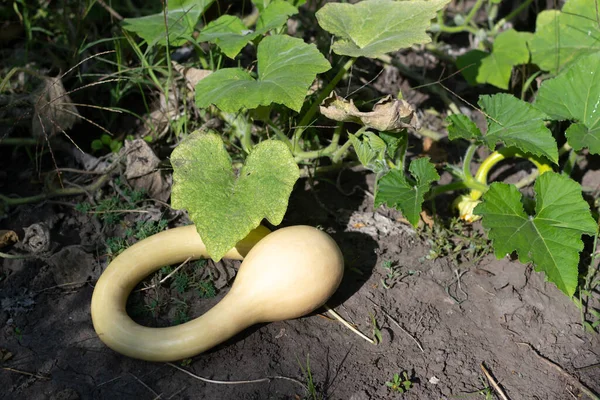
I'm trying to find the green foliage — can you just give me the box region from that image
[475,172,597,296]
[196,0,298,59]
[385,371,413,394]
[529,0,600,74]
[458,29,532,89]
[448,94,559,164]
[316,0,450,58]
[478,94,558,163]
[535,52,600,155]
[171,132,299,261]
[122,0,214,46]
[375,157,440,227]
[195,35,330,112]
[349,131,388,174]
[196,280,217,298]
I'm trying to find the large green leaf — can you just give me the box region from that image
[315,0,450,58]
[197,0,298,59]
[195,35,330,112]
[479,94,558,164]
[476,29,532,90]
[374,157,440,227]
[475,172,597,296]
[535,52,600,155]
[171,132,299,261]
[529,0,600,74]
[122,0,213,46]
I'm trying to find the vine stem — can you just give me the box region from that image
[435,0,484,34]
[493,0,535,31]
[292,58,356,150]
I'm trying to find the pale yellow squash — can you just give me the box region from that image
[91,225,344,362]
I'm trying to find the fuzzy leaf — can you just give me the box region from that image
[315,0,450,58]
[197,0,298,58]
[374,157,440,227]
[535,52,600,154]
[529,0,600,74]
[171,132,299,261]
[349,131,387,173]
[479,94,558,163]
[195,35,330,112]
[477,29,532,90]
[122,0,213,46]
[447,114,483,142]
[475,172,597,296]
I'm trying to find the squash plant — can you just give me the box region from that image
[120,0,598,304]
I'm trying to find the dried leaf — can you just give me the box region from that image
[124,139,172,202]
[320,93,419,132]
[0,230,18,249]
[31,77,79,138]
[172,61,213,91]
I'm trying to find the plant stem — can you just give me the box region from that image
[292,58,356,150]
[462,144,478,181]
[435,0,484,34]
[494,0,534,30]
[293,123,342,162]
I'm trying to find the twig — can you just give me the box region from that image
[0,161,119,207]
[517,342,600,400]
[130,373,159,398]
[480,363,510,400]
[96,0,124,20]
[2,367,50,380]
[367,298,424,352]
[0,251,35,259]
[323,304,376,344]
[167,363,306,389]
[36,281,91,293]
[136,257,192,292]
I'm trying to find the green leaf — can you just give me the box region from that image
[315,0,450,58]
[565,123,600,155]
[122,0,213,46]
[476,29,532,90]
[447,114,483,142]
[535,52,600,155]
[349,131,387,173]
[529,0,600,74]
[456,50,487,86]
[252,0,305,12]
[195,35,330,112]
[197,0,298,59]
[374,157,440,227]
[171,132,299,261]
[475,172,597,296]
[196,16,256,59]
[479,94,558,163]
[256,0,298,31]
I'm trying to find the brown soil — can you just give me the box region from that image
[1,169,599,400]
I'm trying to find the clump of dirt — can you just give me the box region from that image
[1,168,598,400]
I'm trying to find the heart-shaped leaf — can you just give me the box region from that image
[195,35,330,112]
[315,0,450,58]
[171,132,300,260]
